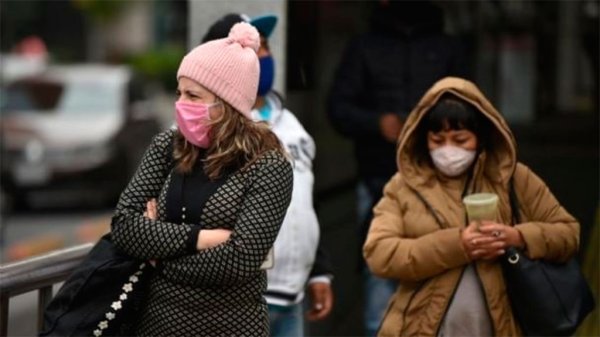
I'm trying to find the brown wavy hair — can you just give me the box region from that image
[173,99,286,179]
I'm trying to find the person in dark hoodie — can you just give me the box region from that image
[327,1,470,335]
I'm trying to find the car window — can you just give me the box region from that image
[1,78,123,115]
[60,81,123,114]
[1,80,63,112]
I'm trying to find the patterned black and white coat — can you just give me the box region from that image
[111,128,293,336]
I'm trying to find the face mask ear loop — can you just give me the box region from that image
[207,101,223,111]
[209,101,223,109]
[206,101,224,122]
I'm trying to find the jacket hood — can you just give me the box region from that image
[397,77,517,188]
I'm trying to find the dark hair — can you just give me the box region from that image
[413,93,491,163]
[425,94,487,134]
[201,13,243,43]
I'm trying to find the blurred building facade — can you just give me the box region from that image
[3,0,596,175]
[1,1,186,59]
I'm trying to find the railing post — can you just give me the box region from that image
[0,243,93,336]
[38,286,53,332]
[0,295,8,337]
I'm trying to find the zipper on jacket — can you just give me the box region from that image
[402,171,477,335]
[472,265,497,336]
[400,184,470,336]
[406,187,465,336]
[434,174,476,336]
[398,282,425,336]
[433,267,466,337]
[433,170,482,336]
[447,173,496,336]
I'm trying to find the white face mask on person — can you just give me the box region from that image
[430,145,477,177]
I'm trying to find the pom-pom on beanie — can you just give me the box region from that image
[177,22,260,117]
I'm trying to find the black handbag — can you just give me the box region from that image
[502,180,595,336]
[39,234,153,337]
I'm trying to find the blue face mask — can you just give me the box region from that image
[258,55,275,96]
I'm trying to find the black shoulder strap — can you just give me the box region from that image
[509,177,521,225]
[168,129,177,171]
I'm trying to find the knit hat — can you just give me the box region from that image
[177,22,260,117]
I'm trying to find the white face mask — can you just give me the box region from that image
[430,145,477,177]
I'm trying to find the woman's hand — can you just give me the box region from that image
[143,198,233,252]
[462,220,525,261]
[196,229,232,250]
[143,199,158,266]
[143,199,158,220]
[479,221,526,251]
[379,113,403,143]
[306,282,334,321]
[461,221,505,261]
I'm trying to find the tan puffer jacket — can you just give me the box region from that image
[363,77,580,337]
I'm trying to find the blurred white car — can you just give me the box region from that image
[0,64,161,209]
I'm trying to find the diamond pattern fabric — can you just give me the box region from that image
[110,129,293,336]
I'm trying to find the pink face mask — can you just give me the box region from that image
[175,101,219,148]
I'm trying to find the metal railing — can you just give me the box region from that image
[0,177,358,336]
[0,243,93,337]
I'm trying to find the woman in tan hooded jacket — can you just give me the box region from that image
[363,77,579,337]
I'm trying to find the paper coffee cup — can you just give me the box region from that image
[462,193,499,226]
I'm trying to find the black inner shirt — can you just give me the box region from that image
[165,151,231,227]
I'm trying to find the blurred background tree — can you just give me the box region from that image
[72,0,127,21]
[125,46,185,92]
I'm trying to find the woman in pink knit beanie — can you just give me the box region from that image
[109,22,293,336]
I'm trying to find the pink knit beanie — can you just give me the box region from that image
[177,22,260,117]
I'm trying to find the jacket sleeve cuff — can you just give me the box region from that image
[186,225,202,253]
[515,223,545,259]
[449,227,471,264]
[432,227,471,267]
[308,275,333,285]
